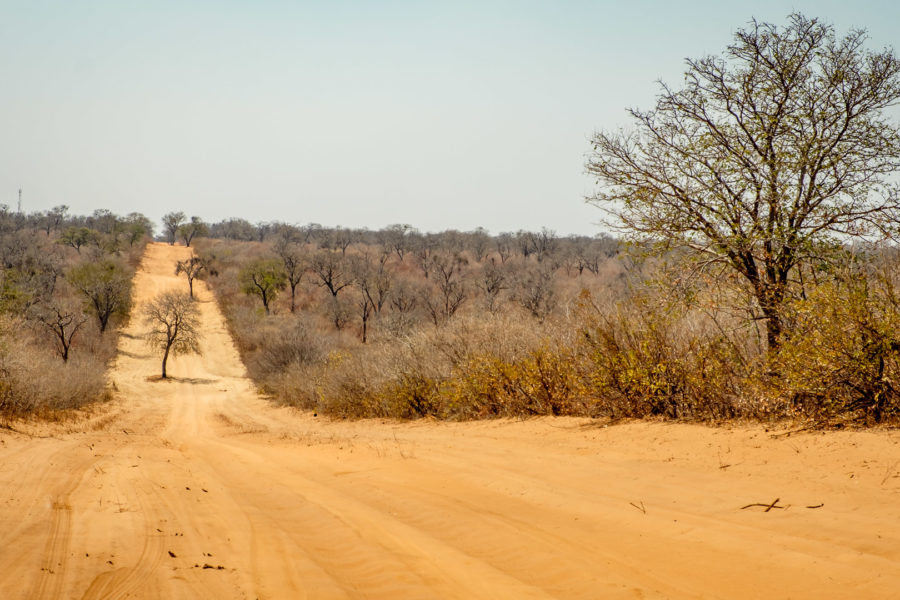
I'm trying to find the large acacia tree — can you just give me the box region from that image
[587,14,900,349]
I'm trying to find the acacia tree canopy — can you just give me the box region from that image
[143,291,201,379]
[586,14,900,349]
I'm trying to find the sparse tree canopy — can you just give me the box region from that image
[162,211,186,245]
[310,250,351,297]
[175,255,214,298]
[30,300,87,362]
[273,238,306,313]
[178,216,209,248]
[143,290,202,379]
[421,252,468,325]
[586,14,900,349]
[238,258,287,314]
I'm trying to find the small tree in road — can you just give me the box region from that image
[162,212,186,245]
[143,291,201,379]
[239,258,287,314]
[175,256,214,298]
[177,217,209,247]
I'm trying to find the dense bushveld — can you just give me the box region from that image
[0,206,151,417]
[195,220,900,425]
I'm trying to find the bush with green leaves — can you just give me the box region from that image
[238,258,287,314]
[66,259,132,333]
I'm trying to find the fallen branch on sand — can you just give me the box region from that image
[769,427,812,438]
[629,501,646,514]
[741,498,785,512]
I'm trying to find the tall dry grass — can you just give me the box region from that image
[0,316,113,416]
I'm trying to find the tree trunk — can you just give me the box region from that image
[764,312,782,352]
[161,344,171,379]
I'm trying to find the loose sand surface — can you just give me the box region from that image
[1,242,899,599]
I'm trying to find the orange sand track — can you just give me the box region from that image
[1,242,899,599]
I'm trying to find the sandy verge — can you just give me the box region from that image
[0,241,898,599]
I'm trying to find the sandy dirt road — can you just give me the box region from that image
[1,242,899,599]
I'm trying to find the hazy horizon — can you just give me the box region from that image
[2,1,898,236]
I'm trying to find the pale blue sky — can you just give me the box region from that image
[1,1,898,234]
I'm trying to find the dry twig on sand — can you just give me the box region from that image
[741,498,785,512]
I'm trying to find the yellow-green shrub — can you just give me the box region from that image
[773,271,900,423]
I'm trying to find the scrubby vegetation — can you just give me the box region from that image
[0,206,151,417]
[194,222,900,426]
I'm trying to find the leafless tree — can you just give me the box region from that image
[515,230,533,260]
[422,253,468,325]
[412,233,438,278]
[326,295,353,330]
[513,264,557,322]
[349,255,394,342]
[322,227,355,255]
[310,250,351,297]
[31,301,86,362]
[301,223,324,244]
[274,239,307,312]
[495,232,513,264]
[352,255,393,314]
[41,205,69,236]
[477,258,509,313]
[381,223,415,261]
[467,227,492,262]
[528,228,558,263]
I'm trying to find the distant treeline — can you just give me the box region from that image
[203,217,620,274]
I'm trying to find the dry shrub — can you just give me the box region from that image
[448,344,587,418]
[772,267,900,423]
[0,317,110,415]
[200,235,900,426]
[578,291,751,420]
[271,313,588,420]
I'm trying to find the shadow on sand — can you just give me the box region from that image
[144,375,220,385]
